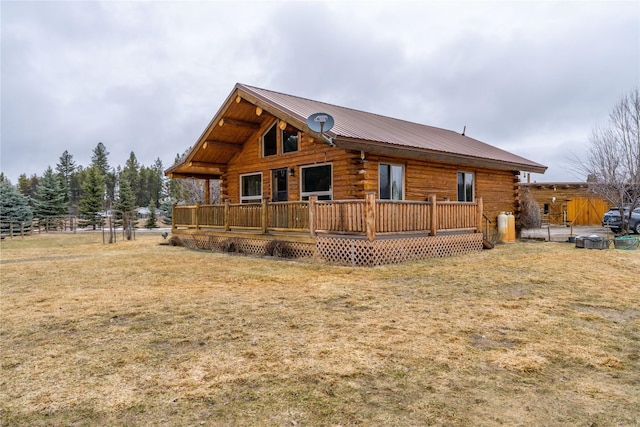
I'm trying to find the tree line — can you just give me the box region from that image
[1,142,174,230]
[1,142,219,231]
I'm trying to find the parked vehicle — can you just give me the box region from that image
[602,207,640,234]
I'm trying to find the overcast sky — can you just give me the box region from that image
[1,0,638,185]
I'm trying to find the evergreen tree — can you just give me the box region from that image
[116,178,136,214]
[89,143,113,209]
[69,165,84,214]
[144,204,158,229]
[0,179,33,234]
[105,168,117,210]
[17,174,32,198]
[139,166,151,207]
[56,150,77,209]
[91,142,110,177]
[121,152,141,206]
[150,157,165,208]
[33,167,68,219]
[116,178,136,239]
[29,174,39,198]
[79,166,105,230]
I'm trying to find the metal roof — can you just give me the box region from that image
[238,83,547,173]
[165,83,547,178]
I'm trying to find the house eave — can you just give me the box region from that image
[334,138,548,174]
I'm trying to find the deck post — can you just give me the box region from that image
[429,194,437,236]
[224,200,230,231]
[195,202,201,230]
[205,179,211,205]
[309,196,317,237]
[476,197,483,233]
[261,198,268,234]
[365,192,376,241]
[172,203,177,230]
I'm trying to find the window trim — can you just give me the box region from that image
[378,162,405,200]
[457,171,475,202]
[300,163,333,200]
[262,123,278,157]
[240,172,263,203]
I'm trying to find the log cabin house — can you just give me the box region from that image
[165,83,547,266]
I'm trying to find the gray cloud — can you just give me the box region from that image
[2,1,638,184]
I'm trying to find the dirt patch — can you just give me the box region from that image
[573,305,639,323]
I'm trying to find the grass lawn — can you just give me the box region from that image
[1,232,639,426]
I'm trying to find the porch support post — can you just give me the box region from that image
[205,179,210,205]
[476,197,483,233]
[428,194,437,236]
[309,195,317,237]
[195,202,201,230]
[261,198,268,234]
[365,192,376,241]
[224,200,230,231]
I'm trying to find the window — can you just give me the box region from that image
[301,164,332,200]
[379,163,404,200]
[457,172,474,202]
[241,173,262,203]
[282,129,298,153]
[262,123,277,157]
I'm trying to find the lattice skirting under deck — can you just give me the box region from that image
[316,233,484,266]
[174,234,316,260]
[172,232,483,266]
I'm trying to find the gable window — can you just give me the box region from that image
[262,123,277,157]
[301,164,332,200]
[379,163,404,200]
[457,172,474,202]
[282,129,298,153]
[241,173,262,203]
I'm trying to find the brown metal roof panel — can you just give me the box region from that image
[236,84,547,172]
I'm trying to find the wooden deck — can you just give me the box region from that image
[172,194,483,240]
[170,195,484,266]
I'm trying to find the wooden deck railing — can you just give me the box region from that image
[173,194,482,241]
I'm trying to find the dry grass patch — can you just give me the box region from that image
[1,233,639,426]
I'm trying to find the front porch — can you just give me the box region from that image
[170,194,485,266]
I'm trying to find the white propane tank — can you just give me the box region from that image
[506,212,516,243]
[497,212,508,243]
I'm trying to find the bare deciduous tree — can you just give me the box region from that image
[518,187,541,230]
[578,88,640,234]
[173,178,221,205]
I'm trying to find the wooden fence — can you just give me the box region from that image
[0,216,80,238]
[0,213,155,239]
[173,194,482,241]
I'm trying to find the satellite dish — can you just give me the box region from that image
[306,113,334,134]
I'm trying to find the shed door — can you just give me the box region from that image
[272,168,288,202]
[567,198,609,225]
